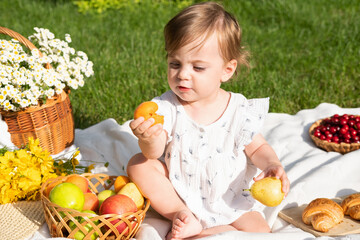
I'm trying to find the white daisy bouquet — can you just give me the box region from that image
[0,27,94,111]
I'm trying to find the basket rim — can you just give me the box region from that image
[0,89,70,115]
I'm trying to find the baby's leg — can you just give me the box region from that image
[178,224,237,239]
[231,211,271,232]
[166,211,269,239]
[127,153,202,239]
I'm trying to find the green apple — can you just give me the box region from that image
[68,210,99,240]
[97,189,116,207]
[49,182,84,211]
[80,210,100,225]
[69,222,98,240]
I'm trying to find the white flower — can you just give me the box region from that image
[20,99,29,108]
[55,88,63,95]
[31,49,40,58]
[0,69,7,77]
[0,93,5,102]
[45,89,55,98]
[1,27,93,111]
[65,34,71,43]
[0,54,7,62]
[0,76,8,85]
[2,100,13,110]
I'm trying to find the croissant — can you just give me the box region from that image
[302,198,344,232]
[341,193,360,220]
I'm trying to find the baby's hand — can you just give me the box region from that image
[254,164,290,197]
[129,117,164,142]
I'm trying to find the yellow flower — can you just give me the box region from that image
[4,151,15,160]
[0,137,105,204]
[0,137,57,204]
[87,164,95,172]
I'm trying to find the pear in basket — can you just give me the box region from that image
[244,177,284,207]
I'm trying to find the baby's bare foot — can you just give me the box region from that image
[166,210,202,240]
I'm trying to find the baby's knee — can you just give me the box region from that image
[126,153,146,177]
[257,223,271,233]
[232,211,271,233]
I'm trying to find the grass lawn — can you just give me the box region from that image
[0,0,359,129]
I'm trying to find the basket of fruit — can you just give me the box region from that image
[40,173,150,240]
[309,114,360,154]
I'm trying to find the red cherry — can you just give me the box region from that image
[332,136,339,143]
[320,135,326,140]
[350,129,357,137]
[320,126,327,132]
[332,117,340,124]
[340,127,348,135]
[348,120,355,127]
[329,126,337,134]
[326,133,333,139]
[356,122,360,130]
[340,118,348,125]
[344,133,351,139]
[355,117,360,123]
[314,131,321,138]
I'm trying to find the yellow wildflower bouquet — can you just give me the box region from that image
[0,137,96,204]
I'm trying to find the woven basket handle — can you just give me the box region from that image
[0,26,51,69]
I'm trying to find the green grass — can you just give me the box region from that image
[1,0,359,129]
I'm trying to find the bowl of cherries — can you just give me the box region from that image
[309,114,360,154]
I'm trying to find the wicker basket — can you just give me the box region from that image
[309,118,360,154]
[0,27,74,154]
[40,173,150,240]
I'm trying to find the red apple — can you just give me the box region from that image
[99,194,137,234]
[83,192,99,212]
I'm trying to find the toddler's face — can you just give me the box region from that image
[167,33,234,104]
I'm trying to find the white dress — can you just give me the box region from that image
[152,90,269,228]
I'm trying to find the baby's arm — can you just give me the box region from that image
[245,134,290,196]
[130,117,167,159]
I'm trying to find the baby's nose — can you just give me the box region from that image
[177,67,190,80]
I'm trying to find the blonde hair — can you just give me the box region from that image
[164,1,249,69]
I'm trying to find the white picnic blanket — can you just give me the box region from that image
[1,102,360,240]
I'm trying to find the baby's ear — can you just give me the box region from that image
[221,59,237,82]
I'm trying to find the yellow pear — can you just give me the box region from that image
[245,177,284,207]
[118,182,145,210]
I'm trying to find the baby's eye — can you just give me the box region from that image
[169,62,180,69]
[194,66,205,72]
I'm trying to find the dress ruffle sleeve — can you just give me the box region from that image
[236,97,269,147]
